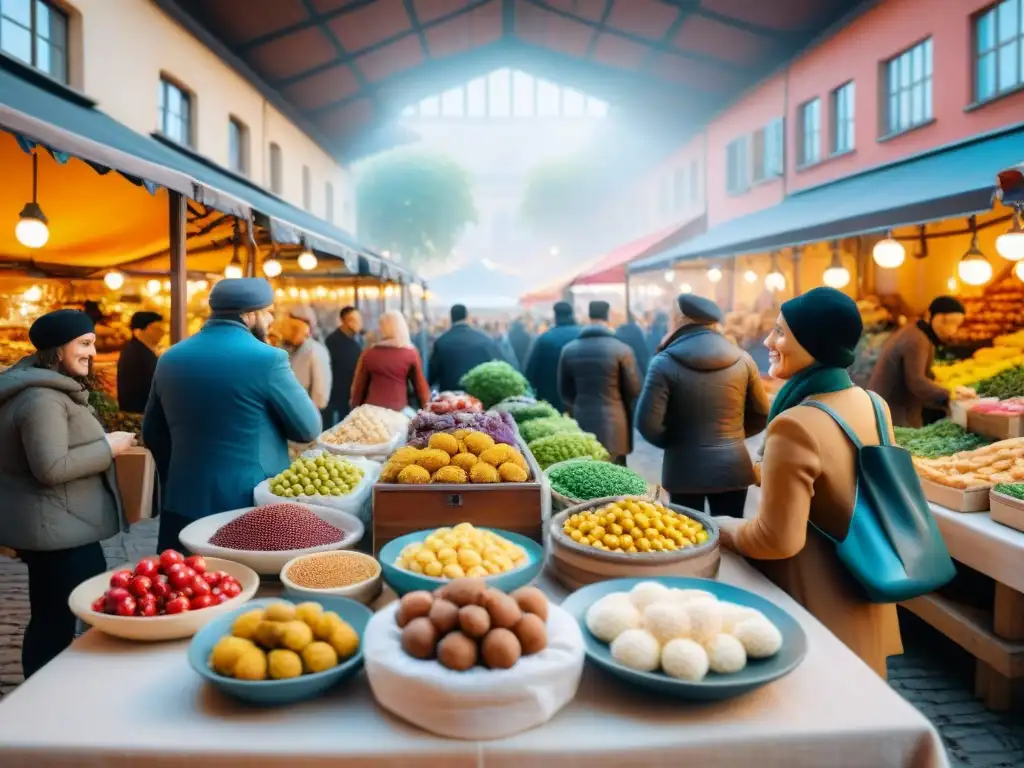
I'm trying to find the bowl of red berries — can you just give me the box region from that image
[68,550,260,641]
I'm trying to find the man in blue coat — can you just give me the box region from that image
[143,278,322,554]
[524,301,580,413]
[428,305,505,391]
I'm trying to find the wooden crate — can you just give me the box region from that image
[990,490,1024,533]
[967,410,1024,441]
[372,442,544,555]
[920,478,991,512]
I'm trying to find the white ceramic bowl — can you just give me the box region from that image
[280,551,383,605]
[177,504,364,575]
[68,557,260,642]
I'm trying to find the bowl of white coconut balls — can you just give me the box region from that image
[560,577,807,700]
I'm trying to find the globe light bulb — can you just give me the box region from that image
[823,265,851,289]
[996,217,1024,262]
[872,238,905,269]
[707,267,722,283]
[262,258,282,277]
[744,270,758,283]
[104,271,125,291]
[24,285,42,302]
[958,253,992,286]
[663,269,675,283]
[146,279,161,296]
[224,261,243,279]
[679,283,692,294]
[297,250,318,271]
[15,211,49,249]
[288,286,299,298]
[1016,261,1024,282]
[315,286,328,298]
[765,271,785,292]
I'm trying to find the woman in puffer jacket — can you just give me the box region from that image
[0,310,134,678]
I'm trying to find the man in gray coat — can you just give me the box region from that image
[635,294,769,517]
[558,301,642,465]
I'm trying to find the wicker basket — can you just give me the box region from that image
[547,496,720,591]
[543,459,660,513]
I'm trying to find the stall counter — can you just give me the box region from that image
[0,554,947,768]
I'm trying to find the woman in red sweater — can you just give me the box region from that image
[350,310,430,412]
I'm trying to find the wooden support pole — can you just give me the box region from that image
[245,215,257,277]
[169,191,187,344]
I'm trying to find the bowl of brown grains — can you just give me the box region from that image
[280,551,383,605]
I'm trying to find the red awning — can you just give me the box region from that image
[572,217,706,286]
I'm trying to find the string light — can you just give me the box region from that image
[707,266,722,283]
[146,279,161,296]
[104,271,125,291]
[663,269,675,283]
[23,285,42,302]
[957,216,992,287]
[678,283,693,294]
[872,230,906,269]
[262,258,282,277]
[15,153,48,249]
[297,249,317,271]
[996,207,1024,262]
[743,269,758,284]
[822,243,851,289]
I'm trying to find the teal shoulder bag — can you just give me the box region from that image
[801,392,956,603]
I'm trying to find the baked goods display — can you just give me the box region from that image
[379,431,530,484]
[321,405,408,446]
[394,523,527,579]
[913,437,1024,488]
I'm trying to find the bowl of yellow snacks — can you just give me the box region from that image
[379,523,544,596]
[548,497,720,591]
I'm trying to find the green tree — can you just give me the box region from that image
[520,154,599,237]
[355,149,477,266]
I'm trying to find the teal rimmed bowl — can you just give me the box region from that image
[187,593,371,705]
[379,528,544,596]
[560,576,807,701]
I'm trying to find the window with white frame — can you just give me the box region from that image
[725,138,748,195]
[228,117,248,175]
[0,0,68,83]
[752,119,784,182]
[975,0,1024,102]
[269,143,283,194]
[884,38,933,135]
[798,99,821,167]
[158,77,193,147]
[831,82,855,154]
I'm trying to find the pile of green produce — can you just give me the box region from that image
[529,432,609,469]
[994,483,1024,500]
[460,362,529,409]
[894,419,991,459]
[496,399,559,424]
[974,365,1024,400]
[547,458,647,501]
[520,415,581,444]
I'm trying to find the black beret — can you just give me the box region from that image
[130,311,163,331]
[928,296,966,316]
[589,301,610,321]
[209,278,274,313]
[781,287,863,368]
[29,310,95,350]
[677,294,723,325]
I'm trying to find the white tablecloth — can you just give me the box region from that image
[0,554,947,768]
[929,504,1024,594]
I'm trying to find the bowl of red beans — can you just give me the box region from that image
[179,502,365,575]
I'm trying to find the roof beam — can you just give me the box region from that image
[403,0,432,59]
[521,0,747,73]
[502,0,515,39]
[640,0,696,72]
[658,0,801,40]
[273,0,495,90]
[236,0,378,53]
[584,0,615,58]
[299,0,380,108]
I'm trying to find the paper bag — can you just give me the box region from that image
[115,447,156,525]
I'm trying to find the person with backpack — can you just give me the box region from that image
[716,287,954,680]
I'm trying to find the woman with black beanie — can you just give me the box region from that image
[0,310,133,677]
[868,295,975,427]
[716,288,903,679]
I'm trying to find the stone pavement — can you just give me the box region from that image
[0,440,1022,767]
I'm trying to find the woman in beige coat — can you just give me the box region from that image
[716,288,903,678]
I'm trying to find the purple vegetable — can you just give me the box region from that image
[407,409,518,448]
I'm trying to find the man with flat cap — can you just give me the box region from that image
[143,278,322,553]
[636,293,769,518]
[524,301,580,413]
[869,295,976,427]
[117,310,165,414]
[558,300,641,465]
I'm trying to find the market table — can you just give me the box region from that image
[0,554,947,768]
[900,503,1024,710]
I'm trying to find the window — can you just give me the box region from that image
[0,0,68,83]
[798,99,821,167]
[725,137,749,195]
[228,117,248,175]
[750,120,783,183]
[269,143,283,194]
[158,77,193,147]
[325,182,334,224]
[831,82,855,154]
[302,165,311,211]
[884,38,933,135]
[673,168,686,212]
[975,0,1024,102]
[689,159,699,202]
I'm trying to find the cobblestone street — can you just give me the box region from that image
[0,440,1022,766]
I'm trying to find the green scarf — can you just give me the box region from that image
[768,364,855,423]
